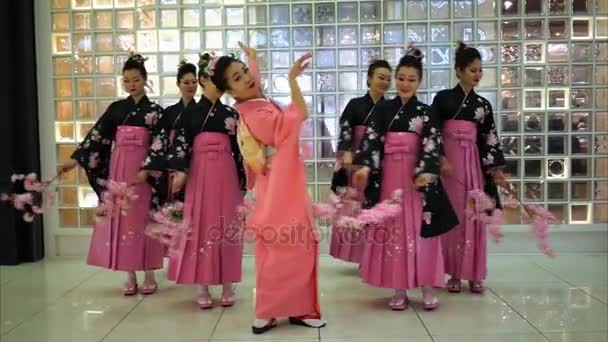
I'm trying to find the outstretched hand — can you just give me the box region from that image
[238,41,256,60]
[289,52,312,80]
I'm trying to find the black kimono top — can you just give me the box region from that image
[331,92,384,192]
[354,95,458,238]
[70,95,167,208]
[431,85,506,206]
[142,98,198,203]
[168,96,246,192]
[337,92,385,153]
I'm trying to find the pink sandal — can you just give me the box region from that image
[469,281,485,294]
[122,282,138,296]
[447,278,462,293]
[221,291,235,307]
[197,293,213,309]
[422,287,439,311]
[388,295,409,311]
[140,282,158,295]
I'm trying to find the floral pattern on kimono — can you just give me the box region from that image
[168,96,246,192]
[354,95,458,237]
[71,95,166,208]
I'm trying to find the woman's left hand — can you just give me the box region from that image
[238,41,256,60]
[491,168,508,187]
[135,170,148,184]
[414,173,436,188]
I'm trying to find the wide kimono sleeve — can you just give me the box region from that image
[142,107,171,172]
[353,107,387,208]
[70,103,117,197]
[416,105,442,176]
[243,103,303,148]
[229,110,247,192]
[238,102,303,191]
[167,111,193,173]
[477,102,506,172]
[477,101,506,208]
[337,100,356,152]
[353,107,386,170]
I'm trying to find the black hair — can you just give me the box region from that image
[396,46,424,80]
[454,41,482,74]
[122,53,148,79]
[366,59,392,87]
[177,61,197,83]
[197,53,212,86]
[209,55,241,92]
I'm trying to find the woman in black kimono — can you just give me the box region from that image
[352,46,458,311]
[165,53,246,309]
[433,42,507,294]
[144,60,199,204]
[60,54,166,295]
[329,59,392,264]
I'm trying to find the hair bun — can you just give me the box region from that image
[177,58,188,70]
[404,42,424,61]
[198,52,212,69]
[455,41,469,53]
[127,52,147,66]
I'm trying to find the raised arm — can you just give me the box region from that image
[288,52,313,121]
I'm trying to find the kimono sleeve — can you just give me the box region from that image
[229,111,247,192]
[142,107,171,172]
[416,105,442,176]
[337,100,356,152]
[353,107,386,170]
[70,103,116,197]
[167,112,193,172]
[477,102,506,172]
[245,104,303,147]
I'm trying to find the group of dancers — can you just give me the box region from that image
[59,41,507,335]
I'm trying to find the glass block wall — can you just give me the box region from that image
[47,0,607,229]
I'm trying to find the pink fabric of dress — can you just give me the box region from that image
[235,96,321,319]
[167,132,243,285]
[440,120,487,282]
[87,126,164,271]
[329,125,366,263]
[359,132,444,289]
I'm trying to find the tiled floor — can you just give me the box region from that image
[0,255,606,342]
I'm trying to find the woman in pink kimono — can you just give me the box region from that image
[209,43,325,334]
[329,59,392,264]
[353,47,458,311]
[60,54,165,295]
[433,42,507,293]
[164,53,246,309]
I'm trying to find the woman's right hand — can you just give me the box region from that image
[58,159,78,174]
[352,167,370,189]
[440,158,453,177]
[341,151,353,169]
[171,171,188,193]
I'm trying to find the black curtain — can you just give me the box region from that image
[0,0,44,265]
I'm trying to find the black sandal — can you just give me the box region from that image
[251,318,277,335]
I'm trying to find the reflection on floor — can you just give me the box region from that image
[1,255,606,342]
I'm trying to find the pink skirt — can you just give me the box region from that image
[441,120,487,282]
[359,132,444,290]
[167,132,243,285]
[330,125,366,263]
[87,126,164,271]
